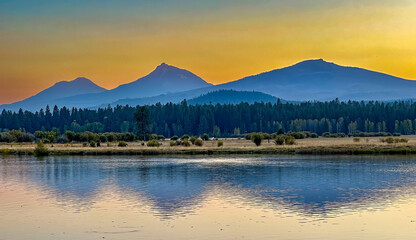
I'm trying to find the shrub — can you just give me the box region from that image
[170,140,177,146]
[181,134,190,140]
[290,132,306,139]
[21,132,36,142]
[190,136,197,144]
[82,142,88,147]
[89,141,97,147]
[393,132,401,136]
[147,140,160,147]
[285,135,296,145]
[202,133,209,141]
[274,135,285,145]
[251,133,263,146]
[56,135,69,144]
[64,131,76,142]
[118,141,128,147]
[149,134,158,140]
[262,133,271,140]
[34,141,49,156]
[383,137,395,144]
[182,139,191,147]
[353,137,360,142]
[194,139,203,146]
[99,135,108,143]
[310,133,319,138]
[157,135,165,140]
[217,140,224,147]
[170,135,179,141]
[322,132,331,137]
[399,138,409,143]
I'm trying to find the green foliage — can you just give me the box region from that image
[251,133,263,146]
[147,140,160,147]
[194,138,203,146]
[382,137,409,144]
[34,141,49,156]
[169,140,177,146]
[35,130,58,143]
[7,101,416,138]
[170,136,179,141]
[212,125,221,137]
[202,133,209,141]
[217,140,224,147]
[310,133,319,138]
[134,106,151,140]
[82,142,88,147]
[399,138,409,143]
[182,139,191,147]
[181,134,190,140]
[284,135,296,145]
[382,137,395,144]
[323,132,347,138]
[289,132,306,139]
[118,141,128,147]
[149,134,158,140]
[190,136,197,144]
[89,141,97,147]
[274,135,285,145]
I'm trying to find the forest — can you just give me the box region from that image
[1,99,416,138]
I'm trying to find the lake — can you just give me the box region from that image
[1,155,416,239]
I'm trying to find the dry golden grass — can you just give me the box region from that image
[2,136,416,155]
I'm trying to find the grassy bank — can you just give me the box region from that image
[3,137,416,156]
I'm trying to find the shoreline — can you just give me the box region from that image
[4,145,416,156]
[3,137,416,156]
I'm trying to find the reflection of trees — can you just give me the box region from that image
[2,155,416,217]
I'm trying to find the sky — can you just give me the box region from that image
[1,0,416,104]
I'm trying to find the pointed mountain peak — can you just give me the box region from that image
[154,62,179,72]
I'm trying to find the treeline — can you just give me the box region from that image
[2,99,416,137]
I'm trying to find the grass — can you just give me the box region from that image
[2,136,416,156]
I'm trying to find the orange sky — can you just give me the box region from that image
[1,0,416,104]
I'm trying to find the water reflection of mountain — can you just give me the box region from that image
[2,155,416,217]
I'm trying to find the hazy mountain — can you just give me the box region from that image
[0,77,106,111]
[187,90,279,105]
[217,59,416,101]
[53,63,212,108]
[5,59,416,111]
[106,59,416,106]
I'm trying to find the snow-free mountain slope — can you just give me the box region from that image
[217,59,416,101]
[0,77,106,111]
[53,63,213,108]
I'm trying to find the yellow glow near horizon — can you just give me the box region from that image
[0,0,415,104]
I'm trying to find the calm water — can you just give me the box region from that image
[1,155,416,240]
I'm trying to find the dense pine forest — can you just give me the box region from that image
[1,99,416,137]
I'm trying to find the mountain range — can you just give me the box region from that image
[2,59,416,111]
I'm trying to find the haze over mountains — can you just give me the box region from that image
[1,77,106,111]
[2,59,416,111]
